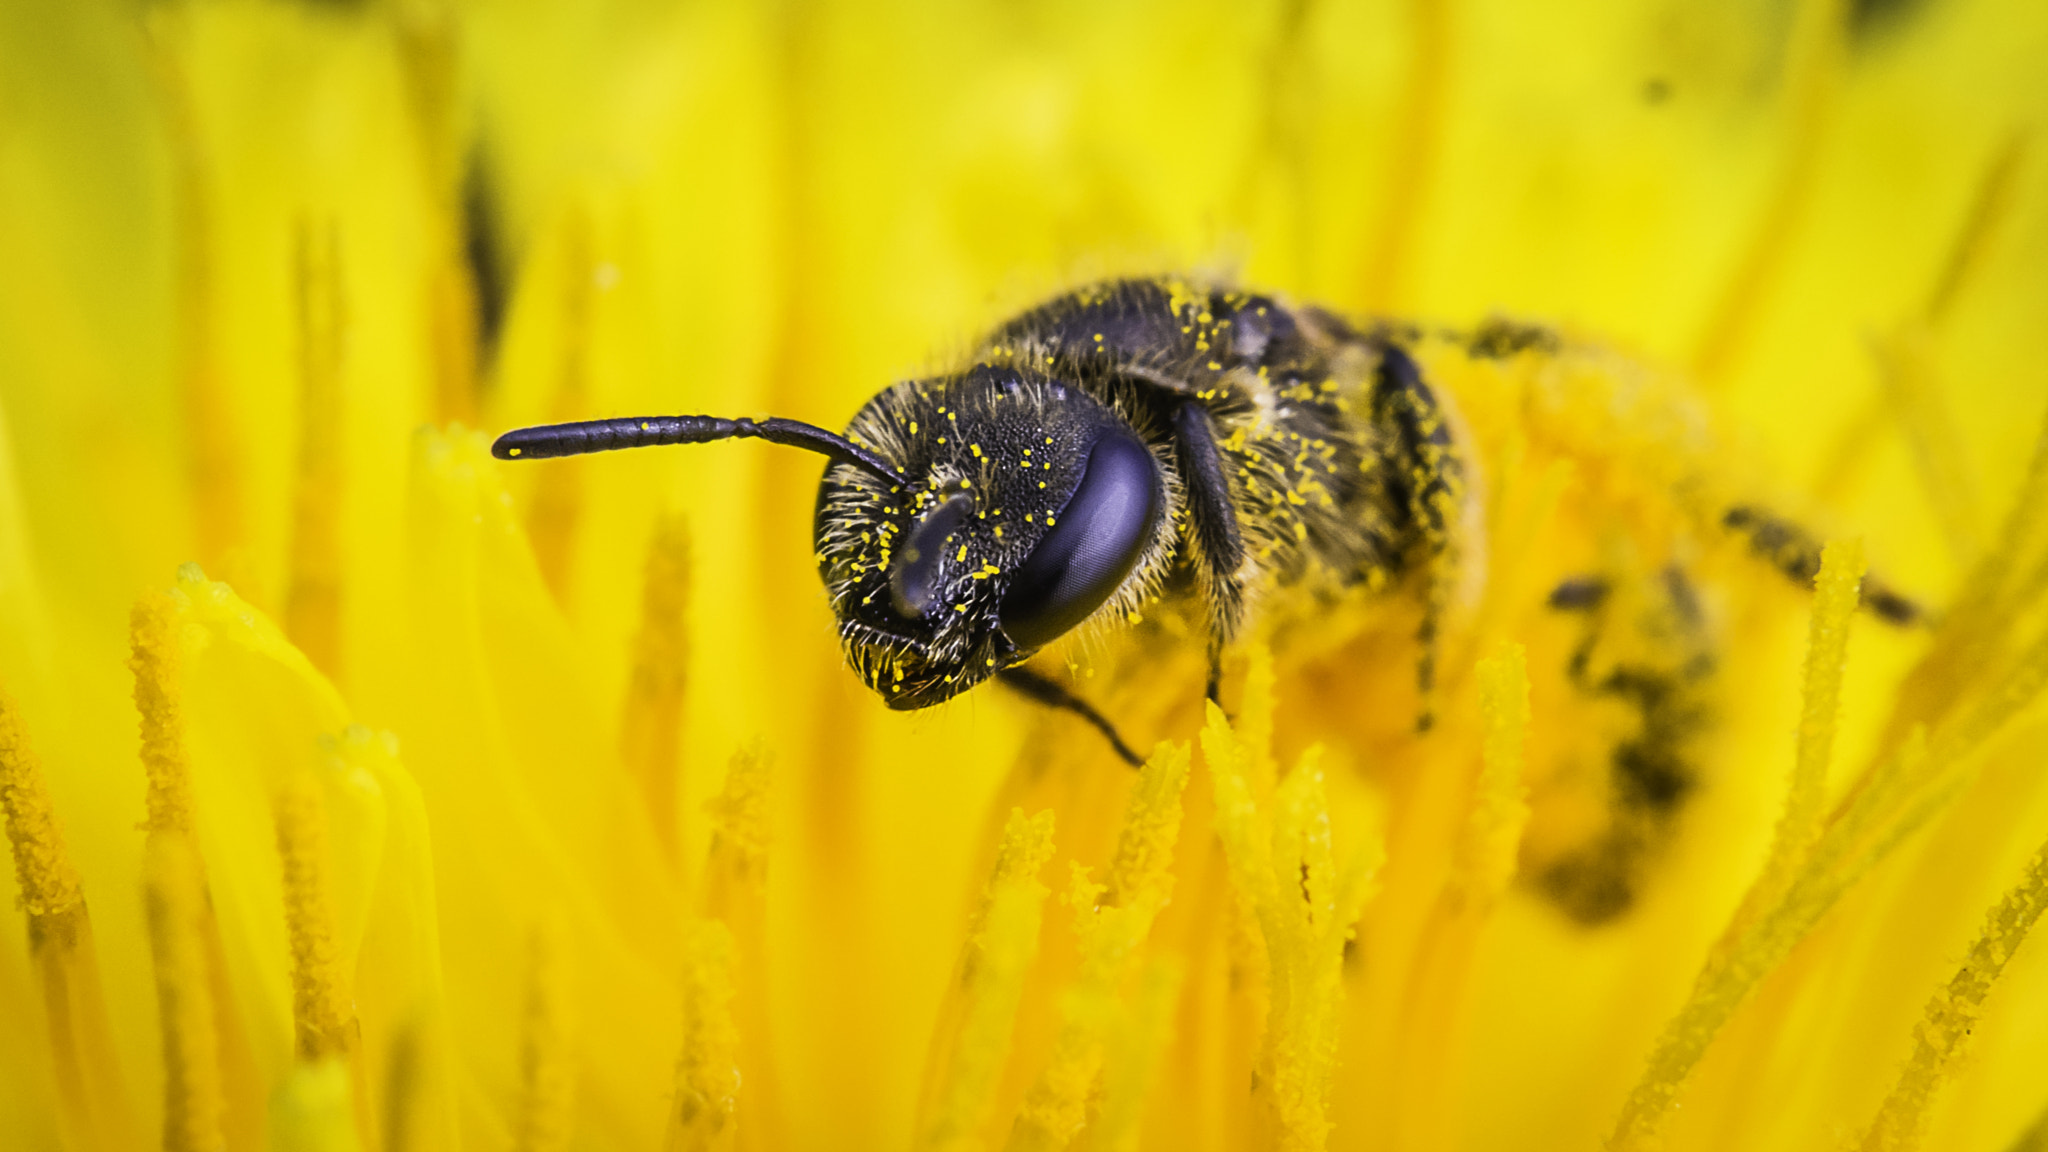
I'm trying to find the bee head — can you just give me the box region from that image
[815,364,1169,710]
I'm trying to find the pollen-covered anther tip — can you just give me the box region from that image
[274,771,353,1063]
[130,589,196,835]
[667,919,740,1144]
[0,689,84,921]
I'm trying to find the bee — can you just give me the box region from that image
[494,276,1920,922]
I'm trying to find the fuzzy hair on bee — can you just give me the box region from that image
[816,367,1178,709]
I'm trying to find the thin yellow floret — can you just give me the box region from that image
[1453,642,1531,910]
[515,919,578,1152]
[1009,742,1191,1151]
[132,586,196,834]
[1200,645,1383,1152]
[277,769,354,1063]
[1855,834,2048,1151]
[145,831,225,1152]
[1747,538,1865,924]
[667,919,741,1151]
[0,686,82,919]
[917,808,1057,1152]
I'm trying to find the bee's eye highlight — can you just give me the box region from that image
[889,493,973,619]
[998,428,1162,650]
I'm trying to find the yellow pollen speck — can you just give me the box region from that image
[956,545,968,562]
[509,447,522,456]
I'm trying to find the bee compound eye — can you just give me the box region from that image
[889,493,974,619]
[998,428,1163,650]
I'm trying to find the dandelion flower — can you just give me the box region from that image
[1,1,2046,1150]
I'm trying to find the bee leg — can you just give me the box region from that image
[1722,505,1925,625]
[996,666,1145,768]
[1172,401,1248,700]
[1371,345,1465,731]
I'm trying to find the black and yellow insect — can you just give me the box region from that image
[493,276,1919,922]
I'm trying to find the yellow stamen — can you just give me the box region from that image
[131,574,269,1143]
[1090,957,1184,1152]
[916,808,1057,1152]
[1611,575,2048,1149]
[621,513,693,864]
[1456,641,1531,912]
[1357,0,1450,309]
[513,919,577,1152]
[145,831,225,1152]
[1200,663,1383,1151]
[284,217,349,682]
[704,742,771,915]
[1691,0,1850,384]
[144,14,245,573]
[276,769,356,1063]
[694,743,779,1142]
[1009,744,1190,1150]
[1,687,137,1152]
[0,687,81,919]
[1391,643,1529,1150]
[1876,330,1983,562]
[132,588,195,834]
[1747,539,1865,922]
[1922,131,2029,330]
[666,919,740,1151]
[1855,833,2048,1150]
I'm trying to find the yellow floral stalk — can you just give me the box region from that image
[1389,643,1529,1152]
[1009,741,1190,1151]
[917,808,1058,1152]
[0,688,136,1152]
[2,1,2048,1150]
[1201,655,1383,1151]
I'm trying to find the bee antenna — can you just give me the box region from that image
[491,414,908,488]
